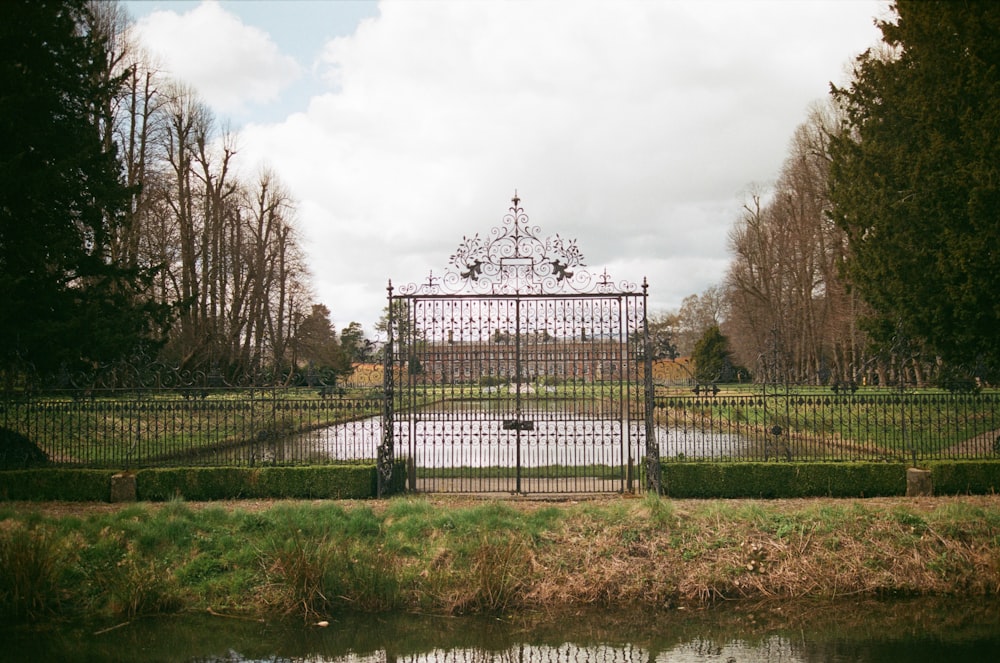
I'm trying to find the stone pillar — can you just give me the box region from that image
[110,472,137,502]
[906,467,932,497]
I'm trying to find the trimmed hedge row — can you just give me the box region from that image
[660,462,909,498]
[136,465,375,500]
[0,469,113,502]
[0,462,406,502]
[926,460,1000,495]
[1,461,997,501]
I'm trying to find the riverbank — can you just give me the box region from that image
[2,494,998,626]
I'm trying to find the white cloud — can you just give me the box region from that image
[131,0,302,115]
[143,0,886,334]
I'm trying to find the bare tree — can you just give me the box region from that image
[675,285,727,358]
[81,1,345,382]
[725,103,866,385]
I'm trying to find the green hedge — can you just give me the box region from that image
[0,469,114,501]
[0,461,407,502]
[927,460,1000,495]
[135,465,372,500]
[660,461,908,498]
[3,461,997,501]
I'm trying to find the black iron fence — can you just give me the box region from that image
[654,388,1000,463]
[0,387,384,469]
[2,384,998,472]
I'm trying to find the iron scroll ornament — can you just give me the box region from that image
[395,193,641,296]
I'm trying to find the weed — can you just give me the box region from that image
[384,496,436,520]
[101,547,183,620]
[643,493,676,527]
[892,509,927,534]
[260,528,401,621]
[238,512,274,533]
[464,534,531,614]
[176,553,227,584]
[0,523,70,621]
[344,506,381,538]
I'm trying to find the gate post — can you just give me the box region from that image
[642,279,662,494]
[377,281,395,497]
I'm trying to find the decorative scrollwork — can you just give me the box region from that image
[400,193,639,296]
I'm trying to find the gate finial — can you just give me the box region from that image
[511,189,520,209]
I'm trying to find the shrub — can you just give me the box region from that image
[0,428,49,469]
[0,469,112,501]
[0,524,70,621]
[660,462,907,498]
[928,461,1000,495]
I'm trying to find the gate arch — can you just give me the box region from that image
[378,194,659,495]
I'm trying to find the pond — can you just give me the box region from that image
[5,598,999,662]
[294,406,749,467]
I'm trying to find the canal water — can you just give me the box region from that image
[297,410,748,466]
[6,598,999,662]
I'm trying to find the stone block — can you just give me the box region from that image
[906,467,933,497]
[110,472,137,502]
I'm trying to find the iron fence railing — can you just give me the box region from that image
[2,387,998,471]
[653,389,1000,462]
[0,388,384,469]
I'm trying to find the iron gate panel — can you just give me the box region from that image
[380,195,658,495]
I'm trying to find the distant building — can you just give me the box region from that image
[406,337,629,384]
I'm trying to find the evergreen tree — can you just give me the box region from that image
[295,304,349,381]
[0,0,166,374]
[691,325,734,384]
[829,0,1000,381]
[340,321,370,363]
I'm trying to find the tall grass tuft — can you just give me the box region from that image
[260,528,401,621]
[101,546,184,620]
[0,523,71,621]
[463,533,532,614]
[643,493,676,527]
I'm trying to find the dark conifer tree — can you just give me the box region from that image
[0,0,167,375]
[829,0,1000,381]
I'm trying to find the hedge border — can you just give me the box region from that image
[0,469,113,502]
[2,461,998,501]
[0,462,406,502]
[658,461,908,498]
[926,460,1000,495]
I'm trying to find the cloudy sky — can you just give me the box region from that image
[124,0,889,336]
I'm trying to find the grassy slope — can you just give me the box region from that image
[1,495,998,626]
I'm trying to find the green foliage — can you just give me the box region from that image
[261,529,401,619]
[927,461,1000,495]
[134,465,386,501]
[828,0,1000,379]
[463,533,531,613]
[0,428,49,469]
[660,462,907,498]
[339,321,373,363]
[0,463,404,504]
[691,326,739,383]
[0,469,113,501]
[296,304,351,381]
[0,524,70,621]
[0,0,168,373]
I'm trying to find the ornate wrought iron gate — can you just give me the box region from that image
[378,195,659,495]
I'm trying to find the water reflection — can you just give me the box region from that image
[294,410,749,466]
[6,599,1000,663]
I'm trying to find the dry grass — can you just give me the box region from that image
[4,494,999,621]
